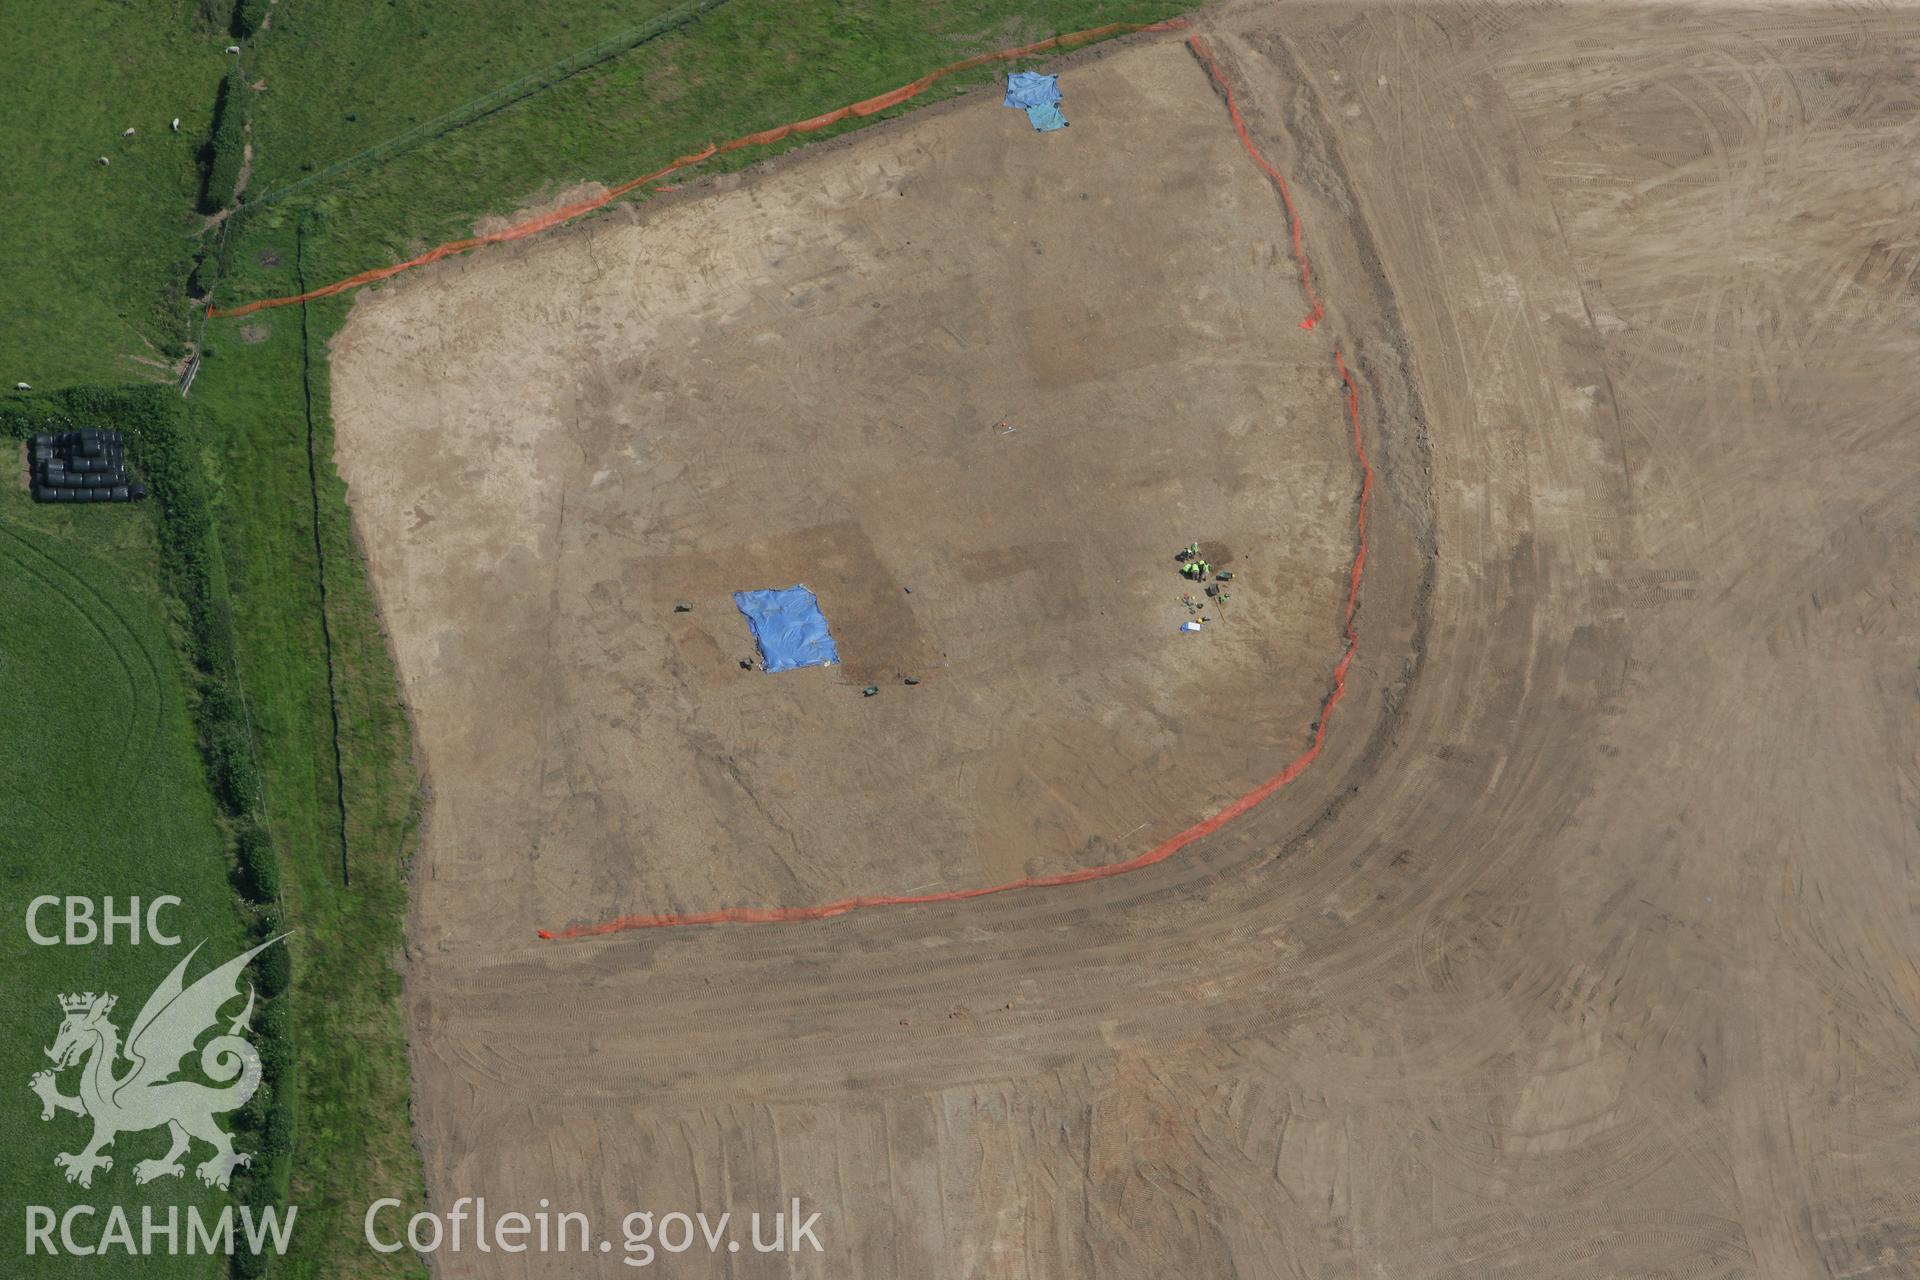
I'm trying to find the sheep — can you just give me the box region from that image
[97,156,110,166]
[171,117,181,132]
[225,44,240,54]
[14,382,31,391]
[122,127,136,137]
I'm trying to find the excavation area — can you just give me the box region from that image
[332,39,1355,932]
[332,4,1920,1277]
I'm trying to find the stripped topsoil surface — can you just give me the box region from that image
[331,6,1920,1277]
[333,39,1356,933]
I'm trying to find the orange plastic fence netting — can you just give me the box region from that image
[1186,35,1325,331]
[206,18,1189,320]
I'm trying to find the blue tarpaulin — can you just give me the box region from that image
[1003,71,1062,109]
[1024,103,1069,132]
[733,585,840,673]
[1004,71,1068,131]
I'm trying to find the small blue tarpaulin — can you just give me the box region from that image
[733,585,840,673]
[1024,103,1069,132]
[1004,71,1068,131]
[1003,71,1062,109]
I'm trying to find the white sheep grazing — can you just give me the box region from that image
[97,156,110,166]
[171,118,181,132]
[122,127,136,137]
[225,44,240,54]
[15,382,31,391]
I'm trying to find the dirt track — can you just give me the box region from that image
[337,4,1919,1275]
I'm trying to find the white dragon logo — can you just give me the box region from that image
[29,937,285,1191]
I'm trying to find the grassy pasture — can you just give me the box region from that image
[0,475,247,1280]
[1,0,232,387]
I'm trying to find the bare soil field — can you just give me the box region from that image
[342,4,1919,1276]
[335,41,1356,926]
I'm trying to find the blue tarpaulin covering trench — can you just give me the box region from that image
[734,585,840,673]
[1004,71,1068,131]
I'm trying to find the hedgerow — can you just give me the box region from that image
[202,67,249,213]
[232,0,270,38]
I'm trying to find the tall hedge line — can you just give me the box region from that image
[232,0,270,38]
[202,67,250,214]
[1,386,294,1270]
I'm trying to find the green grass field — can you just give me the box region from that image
[2,1,234,387]
[0,481,249,1280]
[6,3,1181,1275]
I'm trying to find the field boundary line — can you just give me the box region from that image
[207,16,1190,320]
[294,222,355,889]
[538,33,1374,939]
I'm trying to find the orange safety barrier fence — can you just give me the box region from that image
[537,35,1372,939]
[1186,35,1325,330]
[206,17,1190,320]
[433,26,1367,941]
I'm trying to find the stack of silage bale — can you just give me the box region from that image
[29,428,149,504]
